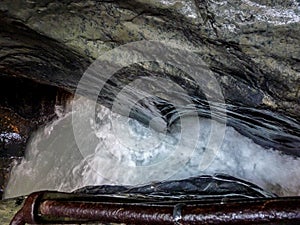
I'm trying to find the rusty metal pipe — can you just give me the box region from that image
[10,209,25,225]
[10,191,300,224]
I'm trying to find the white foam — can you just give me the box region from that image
[4,97,300,198]
[0,132,22,143]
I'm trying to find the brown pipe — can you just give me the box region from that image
[9,191,42,225]
[10,191,300,224]
[9,209,25,225]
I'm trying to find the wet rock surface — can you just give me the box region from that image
[75,174,276,199]
[0,174,276,225]
[0,108,29,157]
[0,1,299,151]
[0,75,73,198]
[0,0,299,223]
[0,0,299,119]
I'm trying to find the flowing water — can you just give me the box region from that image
[4,96,300,198]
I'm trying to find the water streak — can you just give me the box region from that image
[4,97,300,198]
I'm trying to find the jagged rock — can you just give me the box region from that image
[0,0,299,155]
[0,0,299,119]
[0,1,299,223]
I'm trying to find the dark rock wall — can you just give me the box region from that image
[0,75,73,198]
[0,1,299,186]
[0,0,299,119]
[0,0,299,223]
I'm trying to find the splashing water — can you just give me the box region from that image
[4,97,300,198]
